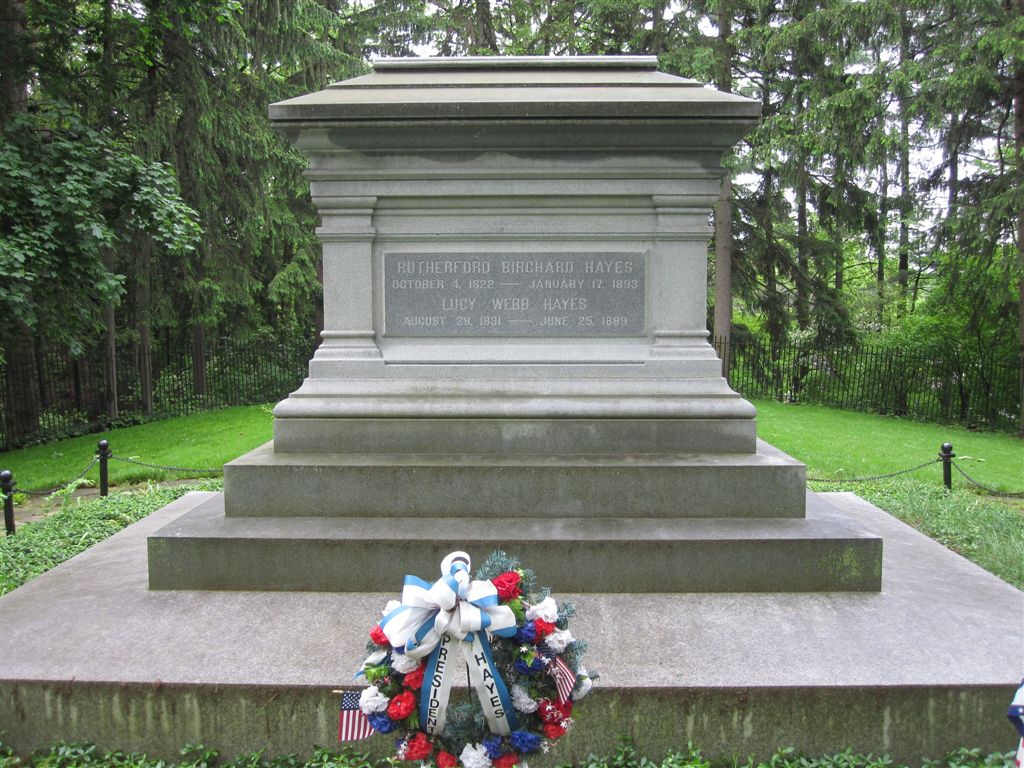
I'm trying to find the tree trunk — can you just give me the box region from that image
[896,4,911,312]
[192,323,207,398]
[714,175,733,357]
[1015,0,1024,435]
[473,0,498,53]
[0,0,29,121]
[101,0,114,123]
[875,155,888,328]
[138,251,153,416]
[712,0,734,364]
[1,354,16,450]
[834,227,844,292]
[103,249,119,420]
[795,179,810,330]
[650,0,667,53]
[315,251,325,342]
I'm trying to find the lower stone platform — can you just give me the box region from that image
[1,492,1021,761]
[147,491,881,592]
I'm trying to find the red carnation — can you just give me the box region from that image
[436,752,459,768]
[493,753,519,768]
[554,698,573,718]
[492,571,522,601]
[403,732,434,761]
[370,624,389,646]
[533,618,556,640]
[542,723,566,740]
[537,699,562,724]
[403,664,425,691]
[387,690,417,721]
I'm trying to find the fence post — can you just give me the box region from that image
[938,442,955,490]
[98,440,111,497]
[1,470,14,535]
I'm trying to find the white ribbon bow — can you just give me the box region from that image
[381,551,518,659]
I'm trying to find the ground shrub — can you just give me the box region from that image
[1,742,1013,768]
[0,481,222,595]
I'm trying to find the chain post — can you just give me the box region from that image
[2,470,15,535]
[938,442,955,490]
[98,440,111,497]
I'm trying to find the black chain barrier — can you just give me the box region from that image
[17,457,101,497]
[1,439,223,535]
[951,462,1024,499]
[2,439,1020,538]
[108,454,221,474]
[807,458,942,484]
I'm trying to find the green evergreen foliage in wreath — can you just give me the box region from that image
[354,551,595,768]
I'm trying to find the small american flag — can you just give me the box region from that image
[1009,679,1024,768]
[337,690,374,741]
[550,656,576,703]
[1010,679,1024,738]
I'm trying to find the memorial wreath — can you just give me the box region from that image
[352,550,593,767]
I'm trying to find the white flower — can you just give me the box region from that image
[511,684,539,713]
[525,596,558,623]
[544,629,574,653]
[460,744,492,768]
[383,599,402,615]
[572,667,592,699]
[391,653,421,673]
[358,685,390,714]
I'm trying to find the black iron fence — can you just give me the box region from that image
[5,437,1021,536]
[0,334,317,450]
[1,334,1020,449]
[714,337,1021,433]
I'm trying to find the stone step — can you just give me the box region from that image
[223,440,806,519]
[147,492,880,593]
[4,492,1018,762]
[272,416,756,455]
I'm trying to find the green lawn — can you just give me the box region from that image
[0,405,274,492]
[5,399,1018,498]
[750,398,1024,589]
[751,399,1023,494]
[1,399,1022,590]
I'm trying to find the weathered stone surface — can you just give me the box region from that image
[272,417,757,455]
[2,493,1020,760]
[264,56,762,456]
[222,440,805,519]
[269,56,760,126]
[148,491,878,593]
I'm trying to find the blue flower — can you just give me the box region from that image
[367,712,397,734]
[482,736,504,759]
[516,623,537,643]
[510,731,542,754]
[513,658,536,675]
